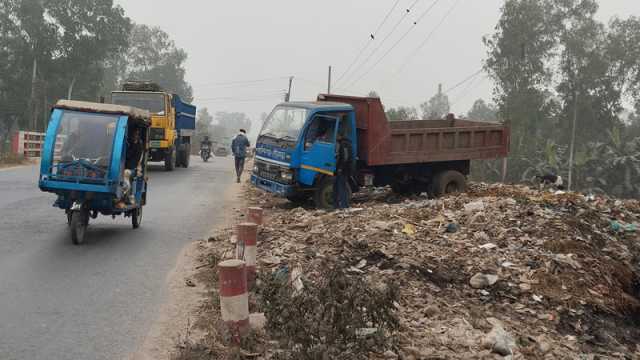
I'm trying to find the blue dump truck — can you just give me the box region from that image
[251,94,510,208]
[112,81,196,170]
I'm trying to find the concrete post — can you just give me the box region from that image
[218,259,249,342]
[247,207,263,225]
[236,222,258,286]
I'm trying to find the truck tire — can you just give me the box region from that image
[313,177,351,209]
[432,170,466,197]
[286,192,311,205]
[165,147,176,171]
[391,181,414,195]
[182,145,191,168]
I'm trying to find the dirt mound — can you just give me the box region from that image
[250,183,640,358]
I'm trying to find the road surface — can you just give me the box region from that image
[0,157,237,360]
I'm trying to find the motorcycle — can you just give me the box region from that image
[200,144,212,162]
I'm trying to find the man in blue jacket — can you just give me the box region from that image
[231,129,251,183]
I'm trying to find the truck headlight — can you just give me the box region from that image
[280,171,293,182]
[253,164,259,173]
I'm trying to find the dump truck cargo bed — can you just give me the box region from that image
[318,94,510,167]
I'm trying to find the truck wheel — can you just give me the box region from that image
[313,177,351,209]
[286,193,311,205]
[165,148,176,171]
[182,147,191,168]
[391,181,414,195]
[432,170,466,197]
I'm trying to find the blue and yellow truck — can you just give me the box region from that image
[111,81,196,171]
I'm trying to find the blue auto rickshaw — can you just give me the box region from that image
[39,100,150,245]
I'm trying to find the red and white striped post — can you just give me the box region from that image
[218,259,249,342]
[247,207,264,225]
[236,222,258,286]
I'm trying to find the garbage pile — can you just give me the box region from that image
[248,183,640,359]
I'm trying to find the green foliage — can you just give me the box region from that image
[123,24,193,102]
[467,99,497,122]
[0,2,194,143]
[0,0,131,133]
[194,107,214,148]
[386,106,418,121]
[210,111,252,144]
[481,0,640,198]
[420,85,450,119]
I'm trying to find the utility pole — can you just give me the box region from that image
[29,56,38,131]
[327,66,332,94]
[285,76,294,102]
[568,88,578,191]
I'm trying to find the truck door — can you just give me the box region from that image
[298,114,339,186]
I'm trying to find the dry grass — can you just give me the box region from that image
[0,152,27,167]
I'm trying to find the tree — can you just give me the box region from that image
[484,0,560,181]
[467,99,497,122]
[367,91,380,98]
[124,24,193,102]
[0,0,130,132]
[196,108,213,136]
[211,112,252,143]
[607,16,640,115]
[386,106,418,121]
[420,84,450,119]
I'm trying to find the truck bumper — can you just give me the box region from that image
[251,174,295,197]
[149,148,168,162]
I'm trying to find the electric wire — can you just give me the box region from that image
[193,76,289,88]
[338,0,421,86]
[394,0,464,76]
[346,0,442,89]
[450,75,488,107]
[442,68,483,94]
[334,0,402,85]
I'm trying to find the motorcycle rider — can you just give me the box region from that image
[201,135,213,149]
[200,136,213,160]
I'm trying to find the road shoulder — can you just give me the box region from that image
[129,179,245,360]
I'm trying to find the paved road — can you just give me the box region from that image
[0,157,236,360]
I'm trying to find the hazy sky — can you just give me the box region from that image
[115,0,640,124]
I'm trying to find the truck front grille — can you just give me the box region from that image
[254,160,291,184]
[150,128,165,140]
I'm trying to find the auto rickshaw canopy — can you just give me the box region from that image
[53,100,151,127]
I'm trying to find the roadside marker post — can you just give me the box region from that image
[218,259,249,342]
[236,222,258,287]
[247,207,264,225]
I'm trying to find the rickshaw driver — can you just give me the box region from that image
[117,128,144,208]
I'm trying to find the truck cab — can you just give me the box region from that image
[252,102,357,208]
[111,81,195,171]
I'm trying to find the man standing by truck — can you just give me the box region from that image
[333,134,353,209]
[231,129,251,183]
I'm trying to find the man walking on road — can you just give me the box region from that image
[231,129,251,183]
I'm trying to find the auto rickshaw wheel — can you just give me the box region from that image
[70,209,88,245]
[132,207,143,229]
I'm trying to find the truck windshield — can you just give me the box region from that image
[55,111,119,168]
[112,92,165,114]
[260,106,308,140]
